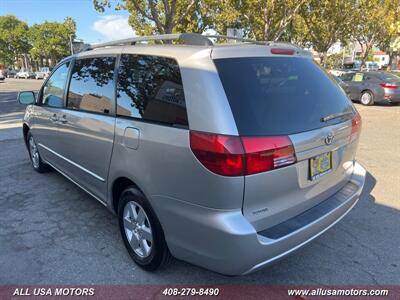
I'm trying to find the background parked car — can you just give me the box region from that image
[16,70,35,79]
[0,70,5,81]
[329,69,350,77]
[6,70,16,78]
[363,61,379,72]
[34,67,51,80]
[340,71,400,105]
[34,71,45,80]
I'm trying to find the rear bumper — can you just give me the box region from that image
[381,88,400,103]
[152,162,366,276]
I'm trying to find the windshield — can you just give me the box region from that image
[214,57,354,136]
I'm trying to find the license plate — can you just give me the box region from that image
[309,152,332,180]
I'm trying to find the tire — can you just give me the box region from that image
[26,131,51,173]
[118,187,172,271]
[360,90,374,105]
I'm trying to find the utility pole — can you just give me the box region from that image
[69,34,74,55]
[342,43,346,68]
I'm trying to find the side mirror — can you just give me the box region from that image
[18,91,36,105]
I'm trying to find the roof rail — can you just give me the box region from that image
[88,33,271,50]
[90,33,213,49]
[205,35,266,45]
[86,32,306,53]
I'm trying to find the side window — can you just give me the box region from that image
[364,74,373,81]
[340,73,353,82]
[352,73,364,82]
[116,54,188,127]
[42,62,70,108]
[67,57,116,114]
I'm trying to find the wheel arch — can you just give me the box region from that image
[111,176,144,215]
[360,89,374,98]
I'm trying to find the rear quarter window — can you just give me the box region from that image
[116,54,188,127]
[214,57,354,136]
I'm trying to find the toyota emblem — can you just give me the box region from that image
[325,133,334,145]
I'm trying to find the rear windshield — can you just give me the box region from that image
[376,73,400,82]
[214,57,354,136]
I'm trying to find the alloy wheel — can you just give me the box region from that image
[361,92,372,105]
[29,136,40,168]
[123,201,153,258]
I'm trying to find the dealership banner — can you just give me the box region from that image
[0,285,399,299]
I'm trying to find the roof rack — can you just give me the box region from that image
[88,33,266,50]
[90,33,211,49]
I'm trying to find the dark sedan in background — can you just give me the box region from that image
[338,72,400,105]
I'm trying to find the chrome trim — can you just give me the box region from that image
[38,143,105,182]
[43,159,107,207]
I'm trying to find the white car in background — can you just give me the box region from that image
[16,71,35,79]
[0,70,5,80]
[34,71,45,80]
[364,61,379,71]
[329,69,348,77]
[35,67,51,80]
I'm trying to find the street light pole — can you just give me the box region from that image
[69,34,74,55]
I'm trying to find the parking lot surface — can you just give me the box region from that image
[0,79,399,284]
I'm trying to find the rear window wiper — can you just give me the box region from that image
[321,111,353,122]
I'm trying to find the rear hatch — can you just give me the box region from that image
[214,55,361,231]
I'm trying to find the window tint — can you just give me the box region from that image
[214,57,354,136]
[42,62,70,108]
[67,57,116,114]
[340,73,354,81]
[116,54,188,127]
[364,73,378,81]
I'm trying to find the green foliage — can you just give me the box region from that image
[374,0,400,66]
[299,0,355,65]
[207,0,309,41]
[0,15,30,65]
[325,53,344,69]
[0,15,76,67]
[29,17,76,64]
[93,0,212,36]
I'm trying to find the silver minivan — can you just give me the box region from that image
[19,34,366,275]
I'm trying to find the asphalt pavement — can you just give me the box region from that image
[0,79,399,284]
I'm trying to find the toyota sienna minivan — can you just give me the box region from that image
[18,33,366,275]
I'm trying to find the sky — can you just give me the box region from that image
[0,0,136,44]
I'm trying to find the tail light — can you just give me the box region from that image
[241,136,296,175]
[350,112,362,141]
[190,131,297,176]
[189,132,244,176]
[380,83,399,89]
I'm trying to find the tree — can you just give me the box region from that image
[29,18,77,67]
[299,0,355,66]
[209,0,309,41]
[0,15,30,68]
[352,0,388,66]
[374,0,400,68]
[193,0,310,41]
[93,0,212,36]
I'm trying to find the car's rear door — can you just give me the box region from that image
[214,56,360,231]
[341,73,361,100]
[55,56,117,202]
